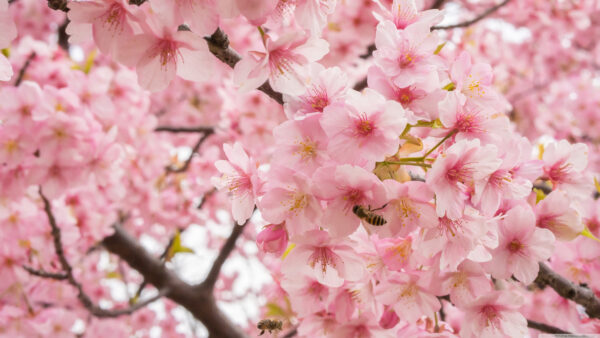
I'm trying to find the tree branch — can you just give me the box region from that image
[22,265,67,280]
[205,28,283,105]
[38,189,165,318]
[14,53,35,87]
[527,319,571,334]
[430,0,447,10]
[166,129,214,173]
[200,218,250,292]
[47,0,68,12]
[535,262,600,319]
[102,224,247,338]
[431,0,510,30]
[155,126,215,133]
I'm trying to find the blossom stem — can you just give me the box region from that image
[422,129,457,158]
[381,161,432,168]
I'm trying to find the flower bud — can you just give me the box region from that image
[257,223,288,255]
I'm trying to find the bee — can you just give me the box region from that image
[352,205,387,226]
[257,319,283,336]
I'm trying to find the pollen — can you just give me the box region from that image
[283,190,308,214]
[354,113,374,137]
[4,140,18,153]
[295,138,318,161]
[507,240,523,253]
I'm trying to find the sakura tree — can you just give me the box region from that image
[2,0,600,337]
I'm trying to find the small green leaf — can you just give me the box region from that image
[434,43,446,55]
[442,82,455,91]
[265,302,286,318]
[581,227,600,243]
[281,243,295,260]
[166,230,195,261]
[105,271,121,279]
[1,48,9,58]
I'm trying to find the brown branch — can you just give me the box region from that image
[47,0,68,12]
[282,328,298,338]
[166,129,214,173]
[14,53,35,87]
[39,189,165,318]
[527,319,571,334]
[353,77,369,91]
[205,28,284,105]
[200,218,250,292]
[102,224,247,337]
[58,18,70,51]
[430,0,447,9]
[535,262,600,319]
[155,126,215,133]
[431,0,510,30]
[22,265,67,280]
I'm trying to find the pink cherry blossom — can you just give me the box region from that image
[427,139,502,219]
[375,271,440,323]
[542,140,590,196]
[233,30,328,95]
[213,142,261,225]
[320,89,407,168]
[282,230,365,287]
[116,12,215,91]
[373,20,441,91]
[485,205,555,284]
[535,190,584,241]
[283,63,348,118]
[459,290,528,338]
[271,114,330,175]
[312,164,388,237]
[259,166,322,237]
[373,0,443,30]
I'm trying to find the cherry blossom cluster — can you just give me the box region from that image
[2,0,600,337]
[212,1,600,336]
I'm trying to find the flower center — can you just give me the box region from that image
[308,247,338,273]
[354,113,374,137]
[295,138,318,161]
[507,240,523,253]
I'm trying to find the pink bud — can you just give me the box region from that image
[257,223,288,255]
[379,307,399,329]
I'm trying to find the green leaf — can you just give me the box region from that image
[434,43,446,55]
[581,227,600,243]
[166,230,195,261]
[442,82,456,91]
[265,302,286,318]
[1,48,9,58]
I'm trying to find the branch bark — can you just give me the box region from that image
[38,189,164,318]
[14,53,35,87]
[200,219,249,292]
[431,0,510,30]
[155,126,215,133]
[527,319,571,334]
[166,128,214,173]
[535,262,600,319]
[102,224,247,338]
[205,28,283,105]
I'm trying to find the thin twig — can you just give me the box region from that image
[205,28,283,105]
[200,216,251,292]
[535,262,600,319]
[166,129,214,173]
[155,126,215,133]
[58,18,70,51]
[527,319,571,334]
[47,0,68,12]
[39,189,166,318]
[430,0,447,9]
[431,0,510,30]
[14,53,35,87]
[22,265,67,280]
[282,327,298,338]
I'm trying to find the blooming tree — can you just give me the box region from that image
[2,0,600,337]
